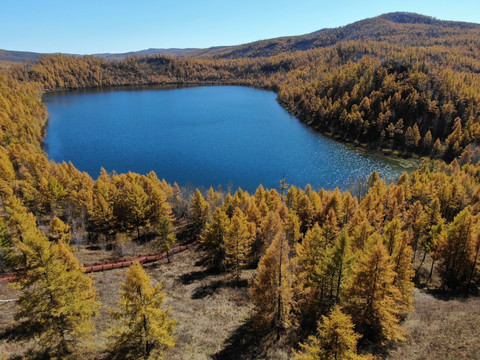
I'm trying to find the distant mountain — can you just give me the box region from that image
[0,49,43,63]
[93,48,200,60]
[0,48,200,63]
[3,12,480,62]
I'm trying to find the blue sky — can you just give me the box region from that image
[1,0,479,54]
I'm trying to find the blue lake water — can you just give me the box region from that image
[43,86,416,192]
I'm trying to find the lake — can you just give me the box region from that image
[43,86,417,192]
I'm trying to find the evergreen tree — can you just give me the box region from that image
[108,262,176,360]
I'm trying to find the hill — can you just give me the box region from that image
[0,49,42,62]
[0,48,200,63]
[92,47,200,60]
[3,12,480,63]
[190,12,480,58]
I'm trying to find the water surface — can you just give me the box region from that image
[44,86,416,192]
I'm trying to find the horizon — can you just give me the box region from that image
[1,0,480,54]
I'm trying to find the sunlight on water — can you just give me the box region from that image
[44,86,417,192]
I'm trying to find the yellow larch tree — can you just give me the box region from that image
[14,233,98,357]
[435,206,480,290]
[222,207,254,281]
[343,240,407,345]
[201,207,229,269]
[48,216,72,244]
[295,306,371,360]
[250,231,294,338]
[190,189,210,235]
[108,262,176,360]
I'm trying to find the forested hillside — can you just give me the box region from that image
[10,27,480,159]
[1,12,480,359]
[187,12,480,59]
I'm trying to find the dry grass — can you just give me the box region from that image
[2,248,480,359]
[384,289,480,360]
[1,246,255,359]
[76,245,259,359]
[0,283,23,358]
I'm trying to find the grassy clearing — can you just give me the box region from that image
[1,246,255,359]
[77,245,258,359]
[385,289,480,360]
[1,247,480,359]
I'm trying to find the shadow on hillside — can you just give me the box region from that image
[192,279,248,299]
[213,319,264,360]
[0,321,35,343]
[0,322,52,360]
[425,287,479,301]
[179,269,215,285]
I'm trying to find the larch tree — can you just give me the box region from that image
[382,218,405,256]
[108,262,176,360]
[14,235,98,357]
[123,180,152,240]
[295,223,332,313]
[89,175,116,241]
[0,218,13,271]
[295,306,371,360]
[405,201,428,260]
[206,186,222,214]
[48,216,72,244]
[343,241,407,345]
[435,206,479,290]
[284,210,302,246]
[222,208,254,281]
[190,189,210,235]
[391,231,415,309]
[328,231,355,304]
[322,208,340,245]
[250,231,294,338]
[254,210,283,264]
[201,208,229,269]
[295,223,326,287]
[348,210,374,251]
[155,216,177,263]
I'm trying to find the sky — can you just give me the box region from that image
[1,0,480,54]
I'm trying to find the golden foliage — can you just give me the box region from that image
[107,262,176,360]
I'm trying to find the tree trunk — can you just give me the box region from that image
[277,236,283,341]
[426,259,435,284]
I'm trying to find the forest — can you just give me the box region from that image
[1,12,480,360]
